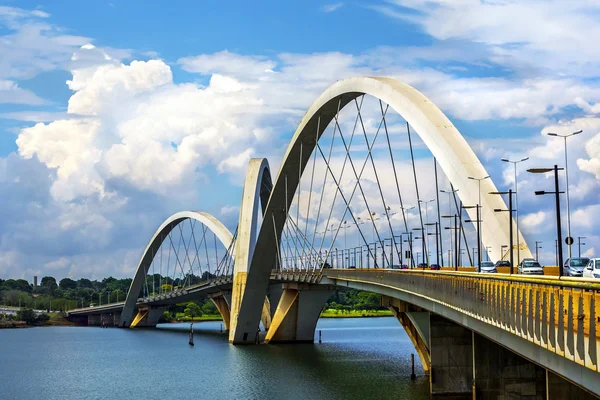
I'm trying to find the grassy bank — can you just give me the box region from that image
[320,309,393,318]
[45,313,77,326]
[172,314,223,322]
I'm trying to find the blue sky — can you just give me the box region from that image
[1,1,600,280]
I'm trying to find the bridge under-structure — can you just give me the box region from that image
[67,77,600,398]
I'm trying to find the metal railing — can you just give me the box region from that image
[325,269,600,373]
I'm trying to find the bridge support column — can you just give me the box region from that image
[261,296,272,331]
[131,307,164,328]
[88,314,101,326]
[474,332,546,398]
[384,295,430,374]
[265,283,333,343]
[430,314,473,399]
[210,294,231,332]
[547,370,599,399]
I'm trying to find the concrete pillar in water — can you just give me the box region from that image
[265,283,334,343]
[429,314,473,398]
[88,314,101,326]
[473,332,545,398]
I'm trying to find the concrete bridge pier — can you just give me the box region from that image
[429,314,474,398]
[209,293,231,331]
[264,283,334,343]
[131,307,164,328]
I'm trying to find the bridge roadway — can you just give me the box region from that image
[68,268,600,398]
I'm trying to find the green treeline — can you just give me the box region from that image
[1,275,384,317]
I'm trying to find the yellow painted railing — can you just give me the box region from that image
[325,269,600,373]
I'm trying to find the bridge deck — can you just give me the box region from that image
[324,268,600,394]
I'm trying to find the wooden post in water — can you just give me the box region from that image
[319,330,322,343]
[189,323,194,346]
[411,353,416,380]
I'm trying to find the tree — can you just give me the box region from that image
[59,278,77,290]
[36,313,50,323]
[77,278,93,289]
[201,300,217,315]
[184,302,202,319]
[40,276,58,295]
[16,308,37,325]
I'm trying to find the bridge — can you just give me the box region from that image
[67,77,600,398]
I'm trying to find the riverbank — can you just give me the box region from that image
[0,313,77,328]
[320,309,393,318]
[170,309,394,323]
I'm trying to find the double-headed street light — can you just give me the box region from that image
[547,130,582,258]
[490,189,516,274]
[578,237,586,257]
[425,222,440,266]
[535,241,543,261]
[500,157,528,264]
[463,204,482,272]
[528,165,565,276]
[442,214,459,270]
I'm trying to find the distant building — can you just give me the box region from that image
[33,276,38,288]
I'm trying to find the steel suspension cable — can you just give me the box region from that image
[355,98,397,267]
[314,96,364,259]
[381,100,412,267]
[407,123,429,266]
[304,115,320,239]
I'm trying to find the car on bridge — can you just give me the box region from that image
[564,257,590,277]
[388,264,408,270]
[430,264,441,270]
[479,261,497,273]
[518,260,544,275]
[495,260,511,269]
[583,258,600,279]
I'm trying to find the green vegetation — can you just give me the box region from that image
[1,274,391,327]
[320,309,393,318]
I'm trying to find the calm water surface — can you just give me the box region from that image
[0,317,428,400]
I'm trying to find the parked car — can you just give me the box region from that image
[479,261,497,273]
[518,260,544,275]
[564,257,590,277]
[583,258,600,279]
[495,260,511,268]
[430,264,441,270]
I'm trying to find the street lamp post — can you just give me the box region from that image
[442,214,459,270]
[490,189,516,274]
[547,130,582,258]
[535,241,542,261]
[500,158,528,265]
[419,199,435,265]
[425,222,440,266]
[578,237,586,257]
[440,189,459,268]
[528,165,565,276]
[468,175,490,268]
[464,204,482,272]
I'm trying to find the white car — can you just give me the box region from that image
[583,258,600,279]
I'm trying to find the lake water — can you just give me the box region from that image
[0,317,428,400]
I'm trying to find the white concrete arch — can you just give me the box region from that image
[270,76,529,264]
[120,211,234,327]
[230,77,532,342]
[229,158,273,342]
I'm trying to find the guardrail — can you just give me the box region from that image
[325,269,600,373]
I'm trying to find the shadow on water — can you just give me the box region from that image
[0,317,428,400]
